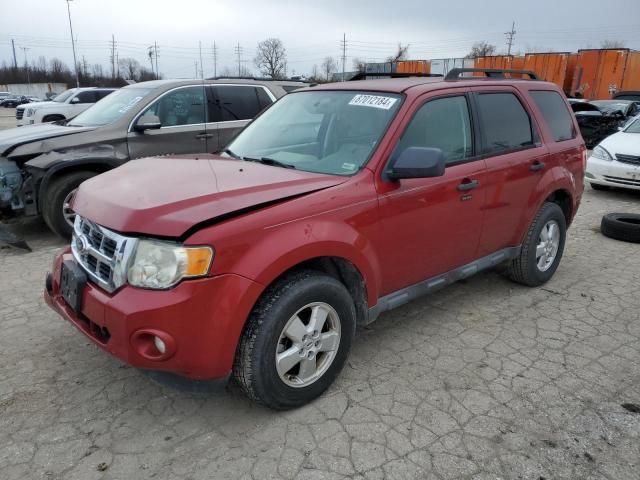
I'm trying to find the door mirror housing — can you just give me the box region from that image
[134,114,162,132]
[386,147,446,180]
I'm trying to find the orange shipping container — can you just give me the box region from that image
[523,53,570,90]
[396,60,430,74]
[473,55,525,76]
[571,49,640,100]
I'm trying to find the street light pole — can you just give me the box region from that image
[65,0,80,88]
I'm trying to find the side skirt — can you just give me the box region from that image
[366,246,521,324]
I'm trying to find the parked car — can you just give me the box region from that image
[0,79,290,237]
[570,101,626,148]
[0,91,12,102]
[1,95,30,108]
[613,91,640,102]
[44,70,585,409]
[16,88,116,126]
[587,115,640,191]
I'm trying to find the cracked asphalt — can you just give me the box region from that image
[1,186,640,480]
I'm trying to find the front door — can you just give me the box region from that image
[127,85,209,159]
[375,93,487,295]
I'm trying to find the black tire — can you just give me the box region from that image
[234,270,356,410]
[507,202,567,287]
[42,114,65,123]
[590,183,609,191]
[601,213,640,243]
[42,171,96,238]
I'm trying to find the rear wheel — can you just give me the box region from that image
[507,202,567,287]
[234,271,356,410]
[42,171,96,238]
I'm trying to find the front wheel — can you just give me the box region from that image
[234,271,356,410]
[507,202,567,287]
[42,171,96,238]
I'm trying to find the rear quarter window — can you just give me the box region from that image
[529,90,576,142]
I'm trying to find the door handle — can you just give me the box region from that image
[196,132,214,140]
[530,160,545,172]
[457,179,479,191]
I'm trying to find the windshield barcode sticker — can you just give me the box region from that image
[349,94,397,110]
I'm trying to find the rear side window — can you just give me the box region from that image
[530,91,575,142]
[397,95,473,165]
[213,86,263,121]
[477,93,534,155]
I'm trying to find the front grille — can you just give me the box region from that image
[616,154,640,166]
[15,109,24,120]
[72,216,135,292]
[603,175,640,187]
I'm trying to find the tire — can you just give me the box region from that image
[234,270,356,410]
[590,183,609,191]
[601,213,640,243]
[507,202,567,287]
[42,114,65,123]
[42,171,96,238]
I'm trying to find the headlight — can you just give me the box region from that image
[127,239,213,289]
[591,145,613,161]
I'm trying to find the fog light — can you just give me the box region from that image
[154,336,166,354]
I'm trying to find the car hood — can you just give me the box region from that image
[600,132,640,155]
[19,100,56,109]
[73,155,348,238]
[0,123,96,156]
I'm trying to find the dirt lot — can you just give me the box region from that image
[0,108,17,130]
[1,186,640,480]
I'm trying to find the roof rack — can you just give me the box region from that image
[445,68,539,81]
[349,72,443,81]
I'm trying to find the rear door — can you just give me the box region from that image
[127,85,209,158]
[470,87,550,256]
[210,85,274,149]
[375,91,488,294]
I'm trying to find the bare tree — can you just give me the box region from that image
[601,39,626,49]
[466,41,497,58]
[321,57,337,82]
[386,44,409,62]
[118,57,140,80]
[352,57,366,73]
[254,38,287,79]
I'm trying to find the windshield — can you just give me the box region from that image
[225,90,402,175]
[68,88,152,127]
[590,101,630,114]
[624,117,640,133]
[53,89,77,103]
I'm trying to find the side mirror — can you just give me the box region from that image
[386,147,446,180]
[134,114,162,132]
[70,97,80,104]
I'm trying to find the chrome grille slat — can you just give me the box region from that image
[615,154,640,166]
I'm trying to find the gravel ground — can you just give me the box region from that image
[1,186,640,480]
[0,108,17,130]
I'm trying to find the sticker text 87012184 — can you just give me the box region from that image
[348,94,397,110]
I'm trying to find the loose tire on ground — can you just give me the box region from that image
[507,202,567,287]
[601,213,640,243]
[234,270,356,410]
[42,171,96,238]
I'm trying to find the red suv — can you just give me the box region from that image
[45,69,585,409]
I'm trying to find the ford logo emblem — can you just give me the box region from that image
[75,235,88,254]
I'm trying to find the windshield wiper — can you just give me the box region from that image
[220,148,240,159]
[243,156,296,169]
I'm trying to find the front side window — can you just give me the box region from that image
[530,91,576,142]
[213,86,264,121]
[53,89,77,103]
[477,92,534,155]
[396,95,473,165]
[68,87,153,127]
[226,90,402,175]
[140,86,206,127]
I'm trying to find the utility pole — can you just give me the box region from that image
[147,46,155,77]
[211,41,218,78]
[199,41,204,79]
[194,61,198,78]
[20,47,31,85]
[341,33,346,82]
[11,39,18,69]
[154,41,159,78]
[234,42,243,77]
[65,0,80,88]
[110,34,116,79]
[505,21,516,56]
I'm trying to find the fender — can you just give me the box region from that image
[516,165,574,242]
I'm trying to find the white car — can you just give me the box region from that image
[16,87,116,126]
[587,115,640,191]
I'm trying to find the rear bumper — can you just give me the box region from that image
[45,248,264,380]
[586,155,640,190]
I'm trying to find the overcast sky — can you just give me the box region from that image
[1,0,639,79]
